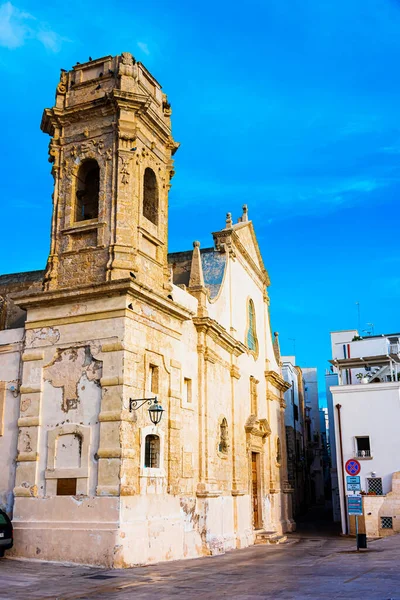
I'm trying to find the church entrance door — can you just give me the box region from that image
[251,452,261,528]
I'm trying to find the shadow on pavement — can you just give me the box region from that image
[290,505,341,538]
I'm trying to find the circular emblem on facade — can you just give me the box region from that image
[345,459,361,476]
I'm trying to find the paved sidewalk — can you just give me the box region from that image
[0,533,399,599]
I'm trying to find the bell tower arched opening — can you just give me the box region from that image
[143,167,158,225]
[75,159,100,222]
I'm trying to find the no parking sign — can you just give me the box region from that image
[345,459,361,476]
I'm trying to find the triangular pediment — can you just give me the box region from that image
[212,220,270,286]
[244,415,271,438]
[232,222,270,286]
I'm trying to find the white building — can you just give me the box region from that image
[303,368,324,505]
[281,356,307,515]
[329,330,400,537]
[325,370,340,522]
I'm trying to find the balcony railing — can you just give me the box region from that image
[389,343,400,355]
[356,449,371,458]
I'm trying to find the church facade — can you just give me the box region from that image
[0,53,294,567]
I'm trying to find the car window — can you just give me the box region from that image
[0,514,9,525]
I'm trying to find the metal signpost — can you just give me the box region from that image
[345,461,366,550]
[347,489,365,551]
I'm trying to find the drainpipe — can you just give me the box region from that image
[336,403,348,534]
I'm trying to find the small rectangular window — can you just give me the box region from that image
[57,478,77,496]
[183,378,192,403]
[144,434,160,468]
[381,516,393,529]
[149,365,159,394]
[294,404,299,421]
[356,436,371,458]
[367,477,383,495]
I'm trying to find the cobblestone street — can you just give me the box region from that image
[1,531,400,600]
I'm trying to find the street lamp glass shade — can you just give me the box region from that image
[148,401,164,425]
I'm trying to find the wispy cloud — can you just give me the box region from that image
[172,171,389,220]
[0,2,65,52]
[137,41,150,55]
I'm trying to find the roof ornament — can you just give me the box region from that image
[241,204,248,222]
[273,331,281,363]
[226,212,233,229]
[189,241,205,288]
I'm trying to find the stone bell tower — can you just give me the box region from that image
[41,53,179,292]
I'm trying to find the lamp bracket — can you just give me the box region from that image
[129,397,158,412]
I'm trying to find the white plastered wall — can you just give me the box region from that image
[332,381,400,534]
[0,328,23,515]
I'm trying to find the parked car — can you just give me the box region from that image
[0,509,13,557]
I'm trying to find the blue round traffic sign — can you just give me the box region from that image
[345,459,361,476]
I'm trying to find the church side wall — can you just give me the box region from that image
[0,328,23,515]
[116,293,203,566]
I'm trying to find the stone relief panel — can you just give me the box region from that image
[43,346,102,413]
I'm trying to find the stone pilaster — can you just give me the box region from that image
[14,350,44,498]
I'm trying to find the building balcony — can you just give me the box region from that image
[355,450,372,459]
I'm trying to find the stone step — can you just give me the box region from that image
[254,530,288,545]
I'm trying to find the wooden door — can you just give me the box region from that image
[252,452,260,528]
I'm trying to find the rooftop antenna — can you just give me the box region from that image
[367,322,375,335]
[355,301,361,333]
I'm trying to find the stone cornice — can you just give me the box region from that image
[193,317,247,357]
[42,89,172,145]
[265,370,291,392]
[13,279,194,323]
[112,90,171,141]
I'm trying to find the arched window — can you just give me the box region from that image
[144,434,160,468]
[143,167,158,225]
[76,159,99,221]
[219,418,229,454]
[246,299,258,354]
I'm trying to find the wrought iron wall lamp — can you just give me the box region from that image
[129,397,164,425]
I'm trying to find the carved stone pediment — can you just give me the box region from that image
[245,415,271,439]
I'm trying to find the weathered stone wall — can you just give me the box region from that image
[352,472,400,539]
[0,271,44,330]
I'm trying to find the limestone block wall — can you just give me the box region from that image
[362,472,400,538]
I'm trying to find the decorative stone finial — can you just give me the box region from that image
[189,240,205,288]
[226,213,233,228]
[242,204,248,222]
[119,52,136,78]
[273,332,281,363]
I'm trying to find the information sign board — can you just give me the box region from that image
[348,495,363,516]
[347,475,361,492]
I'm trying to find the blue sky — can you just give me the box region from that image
[1,0,400,404]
